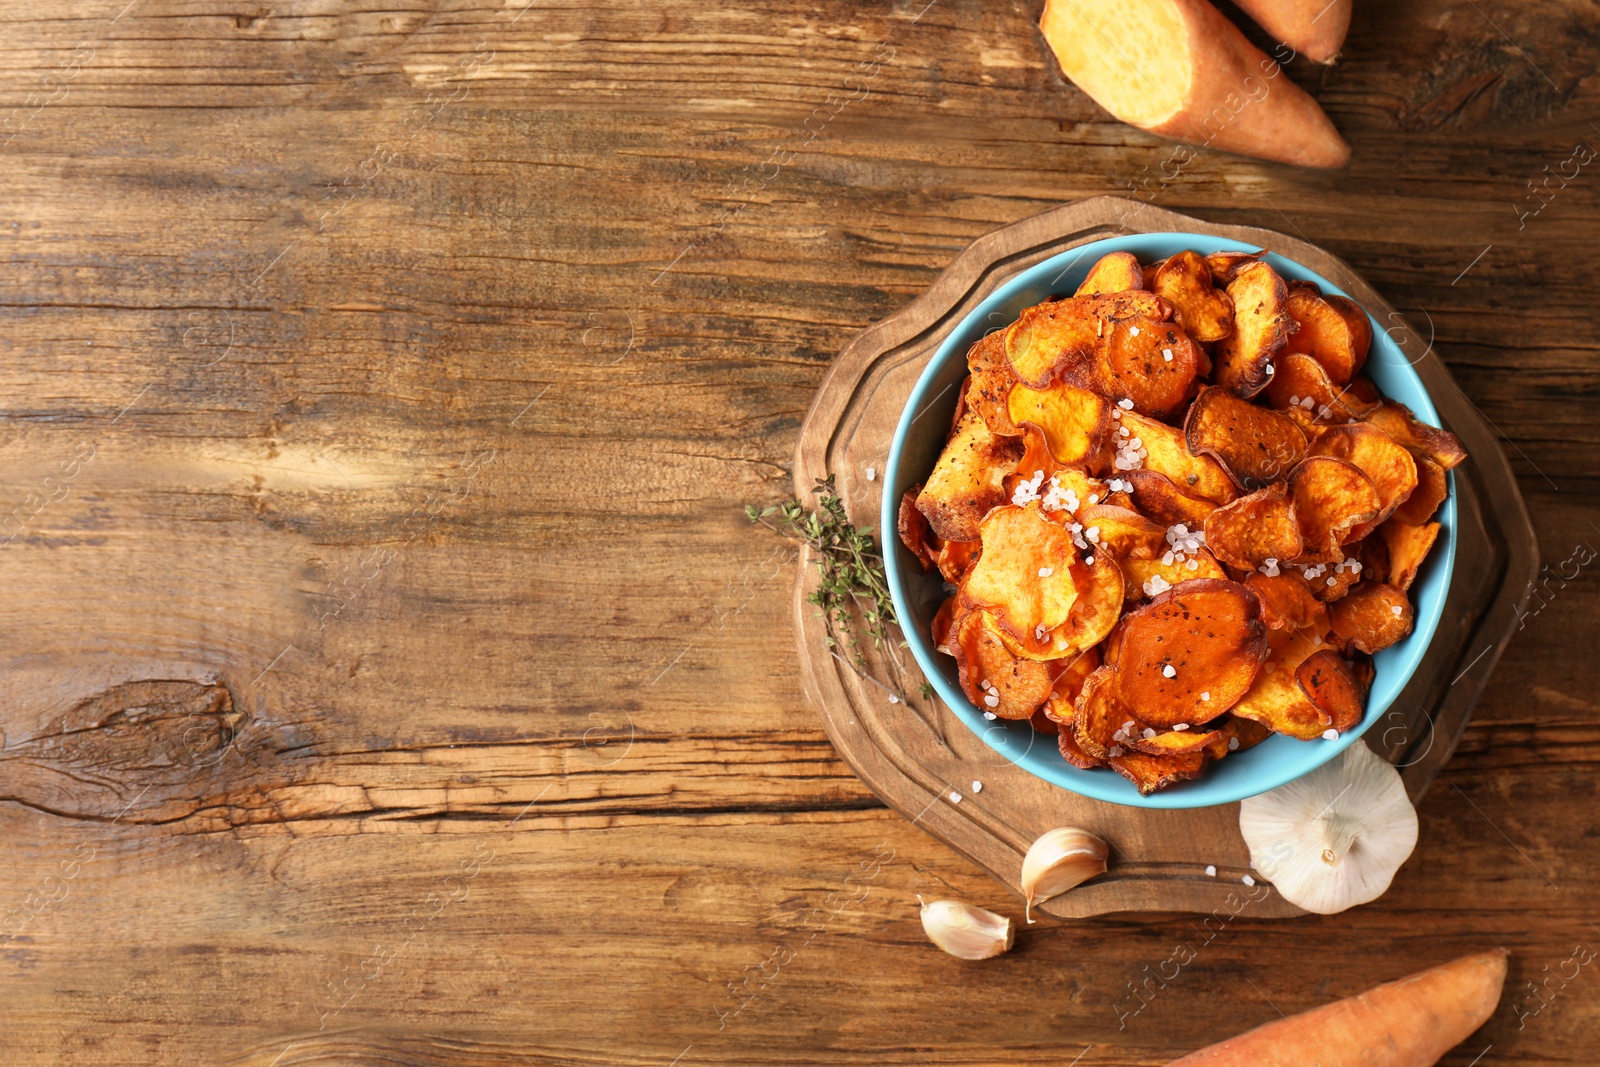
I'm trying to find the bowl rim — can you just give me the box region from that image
[882,231,1457,810]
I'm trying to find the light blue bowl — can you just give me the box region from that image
[882,233,1456,809]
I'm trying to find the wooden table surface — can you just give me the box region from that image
[0,2,1594,1064]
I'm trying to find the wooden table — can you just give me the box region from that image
[0,2,1593,1064]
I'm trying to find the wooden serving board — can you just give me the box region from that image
[791,197,1539,919]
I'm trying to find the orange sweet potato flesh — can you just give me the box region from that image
[1076,251,1145,296]
[1230,0,1352,65]
[1165,949,1508,1067]
[1153,250,1233,342]
[1038,0,1350,168]
[916,410,1024,541]
[1185,385,1308,490]
[1328,581,1414,654]
[1215,262,1295,398]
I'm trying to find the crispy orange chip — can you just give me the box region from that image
[1102,316,1203,419]
[1214,262,1293,398]
[1076,251,1145,296]
[1287,456,1380,563]
[1265,352,1381,423]
[1154,250,1234,342]
[1108,748,1209,796]
[963,504,1081,650]
[1008,381,1114,469]
[1124,550,1228,601]
[1129,723,1222,756]
[951,608,1054,719]
[931,595,959,652]
[1005,292,1172,389]
[1204,483,1303,570]
[1230,627,1333,740]
[1046,553,1126,658]
[1118,411,1237,504]
[1058,726,1105,769]
[1362,401,1467,471]
[1394,454,1447,525]
[1328,581,1414,654]
[936,537,981,585]
[1185,385,1309,490]
[1322,295,1372,377]
[1203,714,1274,759]
[1043,645,1102,726]
[1124,469,1217,527]
[897,485,937,571]
[1204,250,1264,287]
[1075,503,1167,562]
[1103,578,1267,728]
[1072,665,1123,759]
[1284,288,1363,386]
[1029,708,1060,735]
[1309,423,1419,527]
[1296,649,1367,732]
[1379,518,1440,591]
[965,331,1022,436]
[916,410,1025,541]
[1245,570,1330,632]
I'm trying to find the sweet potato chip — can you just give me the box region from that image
[1008,381,1114,469]
[1108,748,1209,796]
[1184,385,1309,490]
[1005,426,1063,496]
[1328,581,1414,654]
[898,485,938,571]
[1103,578,1267,728]
[1046,553,1126,657]
[931,595,959,652]
[1029,708,1059,735]
[1004,292,1172,389]
[1394,454,1447,525]
[1204,483,1303,570]
[1043,645,1102,726]
[1284,288,1363,386]
[1072,665,1122,759]
[1076,503,1167,562]
[1124,549,1228,600]
[1302,556,1361,603]
[965,331,1022,436]
[1230,628,1333,740]
[951,608,1054,720]
[1153,250,1234,343]
[1214,262,1293,398]
[1129,722,1222,756]
[1076,251,1145,296]
[963,504,1081,650]
[1123,469,1216,527]
[1361,401,1467,471]
[1102,316,1203,419]
[1203,714,1274,759]
[1322,295,1372,377]
[1058,726,1105,769]
[917,410,1025,541]
[1308,423,1419,528]
[1245,570,1330,632]
[1265,352,1381,424]
[1296,649,1367,732]
[1204,250,1264,286]
[1117,411,1237,504]
[1287,456,1381,563]
[936,538,981,585]
[1379,518,1440,591]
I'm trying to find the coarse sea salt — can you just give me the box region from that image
[1242,874,1256,887]
[1322,729,1340,741]
[1162,664,1177,679]
[971,780,983,794]
[1204,865,1217,877]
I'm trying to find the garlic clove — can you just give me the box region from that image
[918,897,1014,960]
[1239,741,1417,915]
[1020,827,1109,922]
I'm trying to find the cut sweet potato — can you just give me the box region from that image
[1204,483,1303,570]
[1380,518,1440,591]
[1296,648,1366,732]
[1075,251,1145,296]
[897,485,938,571]
[1103,578,1267,727]
[1393,454,1448,525]
[1153,250,1233,342]
[1008,380,1114,469]
[1328,581,1414,654]
[1246,570,1329,632]
[965,331,1022,437]
[1230,627,1333,740]
[1215,262,1295,398]
[1287,456,1380,563]
[951,608,1054,720]
[1038,0,1351,168]
[1102,316,1203,419]
[1284,287,1362,385]
[1309,423,1419,528]
[1109,748,1209,796]
[1231,0,1351,64]
[962,504,1082,653]
[1124,469,1217,527]
[1185,384,1309,490]
[1118,410,1237,503]
[1363,401,1468,471]
[916,410,1025,541]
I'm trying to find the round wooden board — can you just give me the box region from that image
[791,197,1539,920]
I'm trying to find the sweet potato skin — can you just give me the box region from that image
[1231,0,1352,65]
[1166,949,1508,1066]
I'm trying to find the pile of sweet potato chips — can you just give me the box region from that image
[898,250,1466,794]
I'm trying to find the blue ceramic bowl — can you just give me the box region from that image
[882,233,1456,809]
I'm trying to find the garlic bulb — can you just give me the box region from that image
[1020,827,1109,922]
[1239,741,1417,915]
[918,898,1014,960]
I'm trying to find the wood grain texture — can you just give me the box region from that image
[0,0,1596,1064]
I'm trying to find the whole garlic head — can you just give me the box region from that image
[918,898,1014,960]
[1239,741,1418,915]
